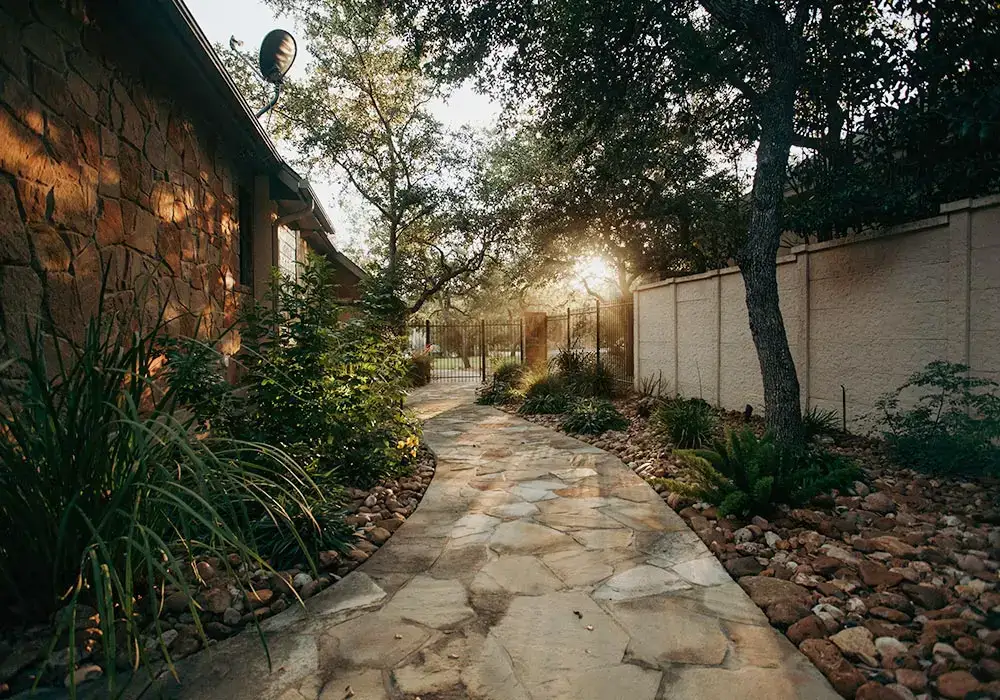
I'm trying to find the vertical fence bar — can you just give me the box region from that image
[424,319,431,350]
[566,307,571,350]
[480,319,487,382]
[595,298,601,369]
[519,319,525,363]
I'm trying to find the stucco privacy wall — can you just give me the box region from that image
[633,195,1000,431]
[0,0,247,357]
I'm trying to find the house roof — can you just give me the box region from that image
[96,0,365,279]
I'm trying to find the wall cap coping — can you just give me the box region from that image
[940,193,1000,213]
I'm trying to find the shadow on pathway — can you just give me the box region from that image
[138,383,839,700]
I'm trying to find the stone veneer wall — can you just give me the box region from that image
[0,0,247,357]
[633,195,1000,431]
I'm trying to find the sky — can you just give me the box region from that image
[184,0,501,248]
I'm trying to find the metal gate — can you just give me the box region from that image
[408,319,524,383]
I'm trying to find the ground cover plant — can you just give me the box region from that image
[658,427,859,517]
[652,396,720,448]
[876,360,1000,475]
[560,397,628,435]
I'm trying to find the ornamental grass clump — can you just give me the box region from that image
[652,396,719,448]
[560,397,628,434]
[0,285,317,695]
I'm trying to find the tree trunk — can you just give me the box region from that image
[738,89,805,447]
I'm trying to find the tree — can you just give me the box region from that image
[222,0,502,315]
[388,0,909,445]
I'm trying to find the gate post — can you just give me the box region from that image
[523,312,548,370]
[424,319,431,350]
[595,298,601,369]
[480,319,487,382]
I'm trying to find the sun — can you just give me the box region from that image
[572,256,615,295]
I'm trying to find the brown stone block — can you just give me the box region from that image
[45,112,80,165]
[0,108,56,183]
[100,125,119,157]
[0,13,27,82]
[51,178,95,233]
[66,48,110,93]
[76,112,101,167]
[32,58,71,116]
[97,197,125,245]
[0,179,30,265]
[159,227,180,274]
[31,224,71,272]
[116,90,144,149]
[44,270,83,340]
[99,157,120,198]
[2,73,45,135]
[22,23,66,72]
[32,0,80,43]
[118,144,141,199]
[144,126,166,171]
[76,270,101,320]
[99,245,129,290]
[67,70,99,117]
[129,207,157,256]
[0,264,43,354]
[14,178,49,223]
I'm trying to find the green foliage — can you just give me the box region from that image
[161,334,236,431]
[521,367,566,400]
[552,349,614,398]
[475,379,517,406]
[518,393,569,415]
[560,398,628,435]
[659,429,859,517]
[407,350,432,387]
[653,397,719,448]
[238,255,420,488]
[876,361,1000,475]
[0,287,316,693]
[803,407,839,440]
[252,497,353,570]
[491,356,524,385]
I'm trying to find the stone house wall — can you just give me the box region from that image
[0,0,248,357]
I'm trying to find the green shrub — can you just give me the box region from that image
[161,334,236,431]
[475,379,518,406]
[521,368,566,399]
[560,398,628,434]
[238,255,420,488]
[803,406,839,440]
[252,497,353,570]
[876,361,1000,475]
[653,397,719,448]
[659,428,859,517]
[552,349,613,397]
[518,392,570,415]
[406,350,432,387]
[0,288,315,693]
[491,356,524,385]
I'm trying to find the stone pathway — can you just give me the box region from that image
[144,384,839,700]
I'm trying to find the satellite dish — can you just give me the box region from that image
[259,29,296,84]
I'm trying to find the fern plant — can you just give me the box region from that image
[653,397,719,448]
[560,398,628,434]
[659,428,858,517]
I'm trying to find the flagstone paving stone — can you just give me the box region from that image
[141,383,839,700]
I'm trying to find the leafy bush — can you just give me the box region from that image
[552,349,613,398]
[660,428,859,517]
[521,368,566,399]
[876,361,1000,475]
[161,334,236,431]
[653,397,719,448]
[406,350,432,387]
[238,255,420,487]
[475,379,518,406]
[252,497,353,570]
[803,406,839,440]
[560,398,628,434]
[518,392,570,415]
[491,356,524,385]
[0,288,315,693]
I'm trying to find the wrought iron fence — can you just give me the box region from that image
[548,298,634,391]
[407,318,523,383]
